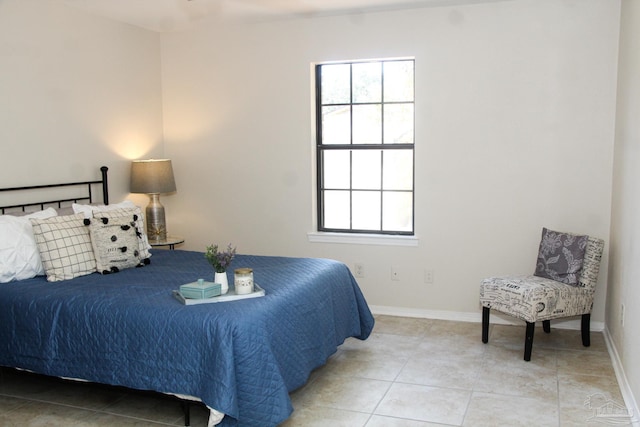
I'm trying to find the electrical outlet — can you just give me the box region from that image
[391,266,400,281]
[424,269,434,284]
[354,263,365,278]
[621,304,625,327]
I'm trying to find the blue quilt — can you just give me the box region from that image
[0,250,374,426]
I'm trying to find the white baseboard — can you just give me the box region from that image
[368,305,605,331]
[603,326,640,426]
[369,305,480,323]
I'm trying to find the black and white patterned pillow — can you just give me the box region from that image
[73,202,152,261]
[534,227,588,286]
[90,208,151,262]
[89,216,145,274]
[30,214,96,282]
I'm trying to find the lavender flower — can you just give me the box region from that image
[205,243,236,273]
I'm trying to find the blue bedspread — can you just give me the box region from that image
[0,250,374,426]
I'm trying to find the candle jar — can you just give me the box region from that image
[234,268,254,295]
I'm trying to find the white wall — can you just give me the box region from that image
[161,0,619,320]
[0,0,621,323]
[0,0,164,204]
[608,0,640,415]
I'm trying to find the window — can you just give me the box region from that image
[316,59,415,235]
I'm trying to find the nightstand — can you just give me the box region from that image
[149,236,185,250]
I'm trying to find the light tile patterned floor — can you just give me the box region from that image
[0,315,633,426]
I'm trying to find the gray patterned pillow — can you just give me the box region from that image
[534,227,588,286]
[30,214,96,282]
[89,216,143,274]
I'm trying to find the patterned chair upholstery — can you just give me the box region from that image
[480,233,604,361]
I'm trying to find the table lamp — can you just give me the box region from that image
[130,159,176,242]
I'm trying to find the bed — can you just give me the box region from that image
[0,166,375,426]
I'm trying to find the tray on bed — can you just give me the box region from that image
[172,283,265,305]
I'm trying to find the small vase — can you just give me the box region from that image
[215,271,229,294]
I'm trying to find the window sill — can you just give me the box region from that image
[307,232,419,247]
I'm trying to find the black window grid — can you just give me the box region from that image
[315,60,415,235]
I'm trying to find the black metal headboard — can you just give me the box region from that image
[0,166,109,214]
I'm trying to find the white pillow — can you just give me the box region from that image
[73,201,152,259]
[30,213,96,282]
[72,200,137,219]
[0,208,58,283]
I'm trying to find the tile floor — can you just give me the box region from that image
[0,315,633,426]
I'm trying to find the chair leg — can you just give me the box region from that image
[524,322,535,361]
[543,320,550,333]
[581,313,591,347]
[482,307,490,343]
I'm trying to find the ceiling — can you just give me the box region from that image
[62,0,500,33]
